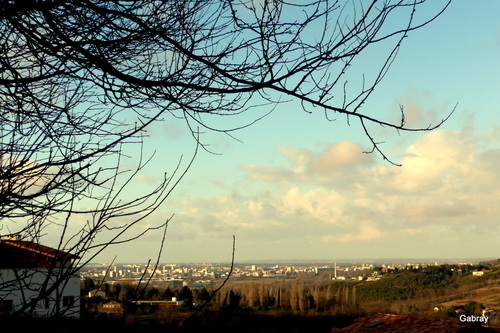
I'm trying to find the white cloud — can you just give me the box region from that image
[309,141,374,172]
[280,188,345,224]
[338,224,385,243]
[241,141,374,187]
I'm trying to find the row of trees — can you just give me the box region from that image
[211,281,359,314]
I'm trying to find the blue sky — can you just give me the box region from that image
[81,1,500,264]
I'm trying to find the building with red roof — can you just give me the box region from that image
[0,238,80,318]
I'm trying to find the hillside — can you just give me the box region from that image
[348,265,500,324]
[437,284,500,309]
[354,267,457,302]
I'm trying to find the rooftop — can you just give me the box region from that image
[0,239,77,260]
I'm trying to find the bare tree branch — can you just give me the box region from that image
[0,0,452,317]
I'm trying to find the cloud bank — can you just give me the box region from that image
[164,128,500,259]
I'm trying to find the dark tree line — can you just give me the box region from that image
[210,281,356,314]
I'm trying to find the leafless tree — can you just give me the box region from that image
[0,0,451,316]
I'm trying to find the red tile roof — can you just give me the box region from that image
[333,313,500,333]
[0,239,78,260]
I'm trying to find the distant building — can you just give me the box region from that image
[98,300,123,316]
[136,298,184,306]
[0,238,80,318]
[88,289,106,299]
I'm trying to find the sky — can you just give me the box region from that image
[85,1,500,264]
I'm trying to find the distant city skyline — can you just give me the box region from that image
[80,258,494,285]
[89,257,498,266]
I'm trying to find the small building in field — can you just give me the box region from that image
[0,238,80,318]
[88,289,106,299]
[98,300,124,316]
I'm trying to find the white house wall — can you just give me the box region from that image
[0,268,80,318]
